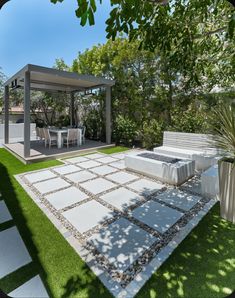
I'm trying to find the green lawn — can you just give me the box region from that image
[98,146,130,154]
[0,148,234,298]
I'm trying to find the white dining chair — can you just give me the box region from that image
[63,129,78,148]
[43,128,57,149]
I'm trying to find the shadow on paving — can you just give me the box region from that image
[0,161,52,297]
[0,153,113,298]
[135,203,235,298]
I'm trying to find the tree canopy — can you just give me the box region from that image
[50,0,235,52]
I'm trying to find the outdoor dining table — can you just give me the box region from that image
[49,128,82,149]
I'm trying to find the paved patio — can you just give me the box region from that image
[4,139,114,163]
[16,150,217,298]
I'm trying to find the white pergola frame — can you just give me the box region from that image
[3,64,115,158]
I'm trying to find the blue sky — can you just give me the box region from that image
[0,0,111,77]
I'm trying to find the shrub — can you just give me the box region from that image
[142,119,164,149]
[169,105,209,133]
[84,109,104,140]
[113,115,136,146]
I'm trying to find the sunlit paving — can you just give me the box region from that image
[0,0,235,297]
[15,150,218,297]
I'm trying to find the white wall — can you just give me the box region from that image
[0,123,36,139]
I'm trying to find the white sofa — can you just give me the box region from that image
[154,132,219,172]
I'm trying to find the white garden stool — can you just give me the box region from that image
[201,164,219,199]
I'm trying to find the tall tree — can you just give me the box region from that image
[50,0,235,52]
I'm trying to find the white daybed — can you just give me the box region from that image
[153,131,219,171]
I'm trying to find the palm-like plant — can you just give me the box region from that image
[212,104,235,161]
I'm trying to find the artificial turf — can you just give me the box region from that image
[0,148,234,298]
[98,146,130,154]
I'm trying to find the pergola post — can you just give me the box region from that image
[24,71,31,158]
[4,85,9,144]
[105,86,111,144]
[70,92,75,126]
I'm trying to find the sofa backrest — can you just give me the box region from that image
[163,131,217,153]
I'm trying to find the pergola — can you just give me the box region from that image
[3,64,115,158]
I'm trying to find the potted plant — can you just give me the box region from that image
[212,103,235,224]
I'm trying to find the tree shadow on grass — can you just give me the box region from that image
[61,264,113,298]
[136,203,235,298]
[0,161,53,297]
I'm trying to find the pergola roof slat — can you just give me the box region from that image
[4,64,115,90]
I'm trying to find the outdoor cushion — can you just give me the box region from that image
[154,146,204,158]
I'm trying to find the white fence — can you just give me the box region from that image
[0,123,36,139]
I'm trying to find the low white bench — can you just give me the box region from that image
[154,131,219,172]
[125,152,195,186]
[201,164,219,199]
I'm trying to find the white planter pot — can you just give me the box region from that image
[219,160,235,224]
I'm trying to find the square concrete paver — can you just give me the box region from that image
[63,200,114,233]
[88,217,157,272]
[181,175,202,195]
[66,170,96,183]
[0,201,12,224]
[9,275,49,298]
[128,179,163,196]
[110,160,126,170]
[96,156,118,164]
[132,200,184,233]
[110,153,125,160]
[53,165,81,175]
[90,165,118,176]
[106,171,138,184]
[100,188,143,211]
[86,153,105,159]
[65,156,89,164]
[24,170,56,184]
[0,226,32,278]
[79,160,102,169]
[45,187,88,210]
[155,189,201,211]
[81,178,117,195]
[33,178,70,194]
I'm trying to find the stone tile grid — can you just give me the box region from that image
[17,163,169,276]
[19,162,170,242]
[14,170,216,298]
[80,194,213,288]
[118,196,213,287]
[121,199,217,298]
[15,156,217,298]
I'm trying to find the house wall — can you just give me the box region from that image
[0,123,36,139]
[0,113,24,124]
